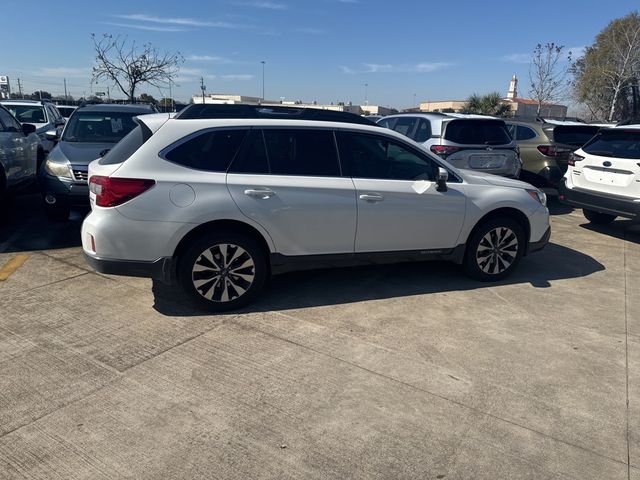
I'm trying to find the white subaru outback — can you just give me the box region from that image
[559,125,640,224]
[82,105,550,311]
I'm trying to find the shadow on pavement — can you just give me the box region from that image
[151,241,605,317]
[0,194,86,253]
[547,199,574,216]
[579,219,640,245]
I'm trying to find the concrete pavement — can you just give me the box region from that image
[0,194,638,479]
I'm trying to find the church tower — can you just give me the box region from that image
[507,75,518,99]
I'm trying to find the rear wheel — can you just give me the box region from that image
[463,218,524,281]
[178,232,268,312]
[583,209,616,225]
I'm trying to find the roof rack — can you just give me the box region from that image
[176,104,378,126]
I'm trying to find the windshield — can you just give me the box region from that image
[62,111,140,143]
[582,130,640,159]
[4,105,46,123]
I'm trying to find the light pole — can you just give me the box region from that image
[200,77,206,104]
[261,61,266,103]
[413,93,416,110]
[364,83,368,106]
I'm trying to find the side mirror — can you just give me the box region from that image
[21,123,36,135]
[436,167,448,192]
[45,129,59,141]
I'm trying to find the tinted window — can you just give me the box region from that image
[62,111,140,143]
[516,126,537,141]
[552,125,600,147]
[444,119,511,145]
[337,132,435,181]
[377,118,397,129]
[100,125,151,165]
[165,129,248,171]
[413,119,431,142]
[506,124,516,139]
[57,107,76,118]
[582,130,640,159]
[390,117,417,137]
[0,107,21,132]
[229,130,270,174]
[263,129,340,176]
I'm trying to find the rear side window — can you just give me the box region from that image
[100,125,151,165]
[582,130,640,159]
[516,125,537,141]
[552,126,600,147]
[164,129,248,171]
[444,120,511,145]
[389,117,417,137]
[264,129,340,176]
[413,119,431,142]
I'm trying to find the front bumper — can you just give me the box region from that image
[527,226,551,255]
[559,179,640,219]
[40,171,89,207]
[84,252,174,284]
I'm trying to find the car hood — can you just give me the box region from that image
[459,169,532,189]
[54,141,115,165]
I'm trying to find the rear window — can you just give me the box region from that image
[582,130,640,159]
[100,125,152,165]
[444,119,511,145]
[551,125,600,147]
[164,129,248,171]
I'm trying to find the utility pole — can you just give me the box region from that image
[364,83,368,106]
[200,77,206,104]
[63,78,68,101]
[261,61,266,103]
[17,78,23,98]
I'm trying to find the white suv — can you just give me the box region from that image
[81,105,550,311]
[559,125,640,224]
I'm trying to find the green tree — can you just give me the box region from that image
[572,12,640,122]
[138,93,157,104]
[462,92,511,116]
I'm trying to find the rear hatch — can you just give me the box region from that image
[571,128,640,199]
[439,119,518,171]
[545,124,600,172]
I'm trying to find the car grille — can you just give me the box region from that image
[72,167,89,182]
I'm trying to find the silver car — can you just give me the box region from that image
[81,104,549,312]
[378,113,522,177]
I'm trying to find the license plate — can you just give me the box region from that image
[469,154,506,169]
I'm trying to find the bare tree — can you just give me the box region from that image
[91,34,183,102]
[529,43,571,116]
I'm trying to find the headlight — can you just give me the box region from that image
[526,189,547,207]
[44,159,72,179]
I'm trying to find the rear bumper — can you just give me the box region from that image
[559,179,640,219]
[84,252,174,284]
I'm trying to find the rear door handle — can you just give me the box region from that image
[244,188,276,199]
[358,193,384,203]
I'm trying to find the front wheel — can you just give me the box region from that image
[583,209,616,225]
[463,218,525,281]
[178,232,268,312]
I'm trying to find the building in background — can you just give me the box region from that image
[0,76,10,99]
[419,100,466,112]
[504,75,567,118]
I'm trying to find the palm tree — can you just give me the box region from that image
[463,92,511,116]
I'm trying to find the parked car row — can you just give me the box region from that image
[1,101,637,312]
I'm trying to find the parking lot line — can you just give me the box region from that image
[0,254,30,281]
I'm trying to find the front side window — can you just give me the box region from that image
[582,130,640,159]
[5,105,46,124]
[337,132,436,181]
[377,118,397,130]
[164,129,248,171]
[62,112,140,143]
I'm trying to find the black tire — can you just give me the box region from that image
[177,231,268,312]
[583,209,616,225]
[44,201,70,221]
[463,217,525,281]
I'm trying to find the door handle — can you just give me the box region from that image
[244,188,276,199]
[359,193,384,203]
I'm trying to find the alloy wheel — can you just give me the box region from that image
[475,227,519,275]
[192,243,256,302]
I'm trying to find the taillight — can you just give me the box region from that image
[89,176,155,207]
[430,145,462,158]
[536,145,560,157]
[567,153,584,166]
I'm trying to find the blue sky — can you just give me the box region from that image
[3,0,638,108]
